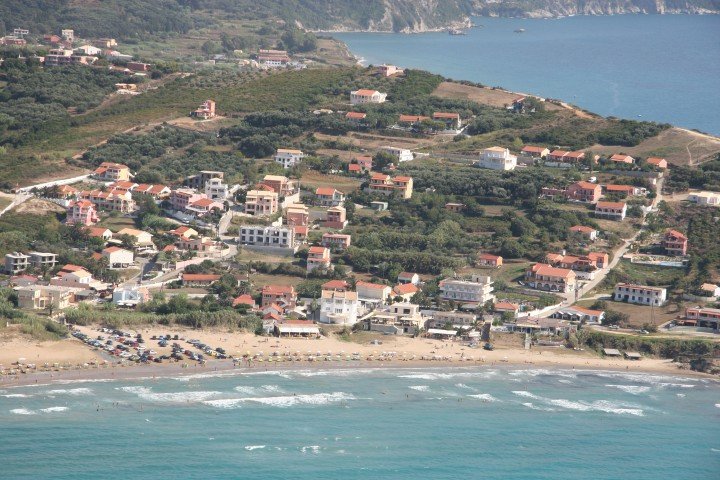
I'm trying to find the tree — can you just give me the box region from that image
[373,151,396,171]
[201,40,222,56]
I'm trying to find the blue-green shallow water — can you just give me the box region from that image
[1,367,719,479]
[334,15,720,135]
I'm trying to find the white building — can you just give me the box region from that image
[688,191,720,206]
[274,149,305,169]
[476,147,517,171]
[204,177,230,201]
[613,283,667,306]
[439,275,495,305]
[28,252,58,270]
[366,302,423,335]
[102,247,134,269]
[319,290,359,325]
[112,286,149,307]
[350,89,387,105]
[238,225,298,253]
[356,281,393,305]
[381,146,414,163]
[4,252,30,274]
[427,310,477,329]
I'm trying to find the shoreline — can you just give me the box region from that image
[2,354,714,389]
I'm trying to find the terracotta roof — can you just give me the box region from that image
[262,285,295,295]
[102,246,126,253]
[353,89,380,96]
[646,157,667,167]
[574,181,598,190]
[322,280,348,290]
[549,150,569,157]
[479,253,501,261]
[356,281,389,290]
[399,114,429,122]
[308,246,328,255]
[666,229,687,240]
[605,184,635,192]
[565,305,603,315]
[315,187,338,196]
[596,201,626,209]
[610,154,634,162]
[393,176,412,182]
[345,111,366,119]
[530,264,575,279]
[85,226,110,237]
[393,283,418,295]
[398,272,417,279]
[182,273,221,282]
[494,301,519,311]
[570,225,596,233]
[432,112,460,119]
[348,164,361,172]
[565,151,585,159]
[232,294,256,307]
[371,173,389,181]
[521,146,547,153]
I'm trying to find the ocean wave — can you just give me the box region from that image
[605,384,651,395]
[514,390,644,416]
[1,393,32,398]
[39,406,69,413]
[138,391,222,403]
[512,390,542,400]
[240,370,293,379]
[508,368,577,379]
[715,404,720,409]
[398,370,497,381]
[116,386,152,395]
[588,371,700,385]
[455,383,476,390]
[45,388,93,396]
[244,445,266,451]
[203,398,245,409]
[10,408,36,415]
[522,402,556,412]
[301,445,321,454]
[658,383,695,389]
[408,385,429,391]
[467,394,498,402]
[244,392,355,408]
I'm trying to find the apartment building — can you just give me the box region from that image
[244,189,279,216]
[613,283,667,306]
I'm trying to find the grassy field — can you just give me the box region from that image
[575,298,682,329]
[300,171,363,193]
[0,196,12,211]
[99,216,138,231]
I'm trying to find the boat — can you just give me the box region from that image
[448,29,467,36]
[514,28,526,33]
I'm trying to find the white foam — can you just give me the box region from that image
[715,403,720,409]
[244,445,266,451]
[203,398,245,409]
[521,402,556,412]
[512,390,541,400]
[2,393,32,398]
[658,383,695,389]
[398,370,498,381]
[508,368,577,379]
[467,394,498,402]
[301,445,320,454]
[116,386,152,395]
[40,406,68,413]
[234,386,259,395]
[408,385,429,391]
[605,384,651,395]
[45,388,93,396]
[138,390,222,403]
[261,385,283,393]
[514,390,644,416]
[10,408,36,415]
[455,383,475,390]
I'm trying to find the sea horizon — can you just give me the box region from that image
[334,14,720,135]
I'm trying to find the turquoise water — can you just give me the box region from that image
[334,15,720,135]
[1,366,719,479]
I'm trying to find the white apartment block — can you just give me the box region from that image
[350,89,387,105]
[274,149,305,169]
[381,146,414,163]
[238,225,298,252]
[245,190,278,216]
[476,147,517,171]
[319,290,359,325]
[613,283,667,306]
[204,177,230,201]
[439,275,495,304]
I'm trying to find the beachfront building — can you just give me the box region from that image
[426,310,476,329]
[367,173,413,199]
[112,285,150,307]
[16,285,75,311]
[244,190,279,216]
[350,89,387,105]
[92,162,131,181]
[550,305,605,324]
[274,149,305,169]
[663,229,688,256]
[321,233,351,251]
[364,302,423,335]
[324,206,348,229]
[595,201,627,221]
[315,187,345,207]
[683,307,720,332]
[381,146,414,163]
[319,290,359,325]
[4,252,30,274]
[613,283,667,306]
[525,264,577,294]
[356,281,393,305]
[438,275,495,305]
[238,225,298,253]
[306,246,331,273]
[261,285,297,309]
[476,147,517,171]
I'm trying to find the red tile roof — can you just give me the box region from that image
[393,283,418,295]
[182,273,221,282]
[346,111,367,119]
[315,187,338,196]
[596,201,626,209]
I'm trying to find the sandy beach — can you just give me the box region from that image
[1,324,711,388]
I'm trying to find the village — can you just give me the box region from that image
[1,28,719,377]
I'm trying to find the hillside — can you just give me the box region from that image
[2,1,718,37]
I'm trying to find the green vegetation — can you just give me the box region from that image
[0,288,69,341]
[664,154,720,193]
[578,329,718,360]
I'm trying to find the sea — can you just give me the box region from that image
[334,15,720,135]
[1,366,719,479]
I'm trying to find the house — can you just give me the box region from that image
[604,184,646,197]
[28,252,57,271]
[169,226,198,240]
[51,265,104,290]
[688,191,720,206]
[370,201,388,211]
[609,154,635,164]
[613,283,667,306]
[315,187,345,207]
[4,252,30,274]
[547,150,569,163]
[567,181,602,203]
[433,112,462,130]
[380,146,414,163]
[319,290,359,325]
[92,162,130,181]
[699,283,720,298]
[238,225,298,253]
[354,155,373,172]
[477,253,503,268]
[286,203,309,228]
[261,285,297,309]
[398,114,430,127]
[324,206,348,229]
[245,190,279,216]
[181,273,221,287]
[683,307,720,331]
[275,320,320,337]
[232,294,257,309]
[52,184,79,199]
[66,200,99,226]
[112,286,150,307]
[261,175,298,197]
[564,151,586,163]
[595,201,627,221]
[444,202,466,214]
[169,189,203,212]
[393,283,418,301]
[187,198,224,216]
[16,285,75,311]
[521,146,550,159]
[204,177,229,201]
[107,181,138,192]
[84,226,112,241]
[116,228,154,250]
[525,264,577,293]
[551,306,605,324]
[176,236,222,255]
[133,184,171,199]
[191,100,216,120]
[127,62,151,72]
[96,38,117,48]
[345,112,367,123]
[365,302,423,335]
[507,317,573,336]
[646,157,668,169]
[102,247,134,269]
[439,275,495,305]
[356,281,393,304]
[350,89,387,105]
[76,44,102,55]
[79,190,135,213]
[663,229,688,256]
[322,280,350,292]
[426,310,476,329]
[569,225,598,240]
[306,246,331,273]
[545,251,608,280]
[376,64,402,77]
[494,301,520,317]
[0,36,27,46]
[185,171,224,190]
[274,149,305,168]
[321,233,351,251]
[397,272,420,285]
[367,173,413,199]
[476,147,517,171]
